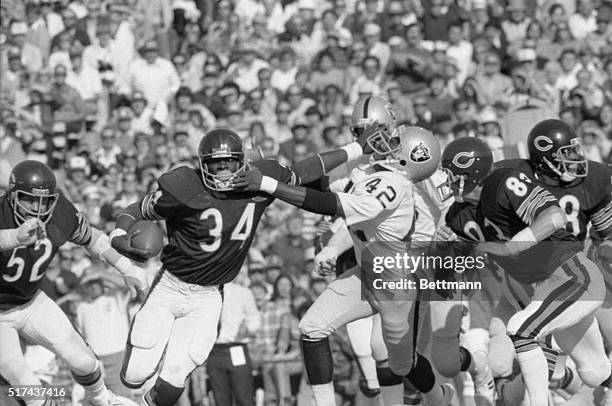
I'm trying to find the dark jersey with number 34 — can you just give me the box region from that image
[139,160,296,286]
[0,194,93,309]
[479,167,582,284]
[495,159,612,241]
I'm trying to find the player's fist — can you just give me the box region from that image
[17,218,45,246]
[436,224,457,242]
[355,122,386,154]
[122,266,149,298]
[111,230,152,263]
[232,167,264,192]
[315,246,338,275]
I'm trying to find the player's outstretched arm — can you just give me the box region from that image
[0,218,45,250]
[87,227,149,296]
[286,123,382,185]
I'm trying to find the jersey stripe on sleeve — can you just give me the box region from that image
[70,211,93,245]
[591,200,612,231]
[141,191,166,221]
[516,186,557,225]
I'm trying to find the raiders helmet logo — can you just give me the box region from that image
[384,102,397,122]
[452,151,476,169]
[534,135,553,152]
[410,142,431,163]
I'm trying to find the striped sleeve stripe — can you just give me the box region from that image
[524,195,556,225]
[516,187,549,219]
[70,212,93,245]
[141,192,164,220]
[592,201,612,230]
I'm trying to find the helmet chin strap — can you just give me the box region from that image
[542,157,575,182]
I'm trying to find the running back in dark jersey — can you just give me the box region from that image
[139,160,296,286]
[0,194,92,308]
[479,167,582,284]
[495,159,612,241]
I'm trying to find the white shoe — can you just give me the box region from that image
[471,351,495,406]
[440,383,455,406]
[107,391,139,406]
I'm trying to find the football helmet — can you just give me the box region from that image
[439,137,493,201]
[198,128,246,191]
[351,95,398,155]
[375,126,441,182]
[8,160,59,224]
[527,119,587,181]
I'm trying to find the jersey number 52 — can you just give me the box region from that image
[4,239,53,283]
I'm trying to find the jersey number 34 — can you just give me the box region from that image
[199,203,255,252]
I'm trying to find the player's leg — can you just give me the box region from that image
[16,291,116,406]
[121,272,176,389]
[299,266,376,406]
[345,316,380,396]
[150,284,223,406]
[507,254,606,406]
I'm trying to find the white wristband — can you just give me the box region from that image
[341,142,364,162]
[0,229,20,250]
[507,227,537,255]
[109,228,127,241]
[260,176,279,194]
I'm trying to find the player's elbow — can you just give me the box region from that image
[539,205,567,230]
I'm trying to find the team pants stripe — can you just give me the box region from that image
[516,257,590,339]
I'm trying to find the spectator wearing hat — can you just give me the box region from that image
[66,47,103,123]
[349,55,383,104]
[279,119,318,163]
[50,6,90,53]
[82,19,118,85]
[130,91,155,134]
[501,0,531,44]
[363,23,391,71]
[108,1,137,69]
[62,155,94,204]
[8,20,43,75]
[124,40,181,108]
[568,0,598,39]
[474,51,513,107]
[477,107,504,151]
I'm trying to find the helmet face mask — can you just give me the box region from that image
[10,190,59,224]
[547,138,588,181]
[437,168,478,202]
[198,129,246,191]
[366,126,402,156]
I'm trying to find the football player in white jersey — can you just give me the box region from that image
[234,124,455,406]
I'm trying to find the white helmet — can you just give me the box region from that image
[374,126,441,182]
[351,95,397,139]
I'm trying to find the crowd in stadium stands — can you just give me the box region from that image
[0,0,611,405]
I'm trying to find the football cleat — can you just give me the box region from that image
[470,351,495,406]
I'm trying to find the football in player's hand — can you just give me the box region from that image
[128,221,164,259]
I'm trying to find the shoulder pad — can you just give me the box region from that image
[158,166,212,210]
[50,193,79,238]
[587,161,611,181]
[494,159,529,172]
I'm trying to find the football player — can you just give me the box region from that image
[438,135,612,406]
[234,125,455,406]
[0,160,146,406]
[109,128,373,406]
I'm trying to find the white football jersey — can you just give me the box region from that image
[412,169,453,242]
[336,164,415,266]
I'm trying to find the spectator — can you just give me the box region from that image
[363,24,390,71]
[8,20,43,75]
[48,63,85,132]
[568,0,598,40]
[349,55,383,104]
[501,0,531,44]
[66,47,102,122]
[278,119,318,163]
[474,52,514,107]
[271,48,299,93]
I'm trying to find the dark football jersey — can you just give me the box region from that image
[0,194,92,309]
[479,167,582,284]
[496,159,612,241]
[140,161,296,286]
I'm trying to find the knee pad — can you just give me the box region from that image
[130,309,167,350]
[577,360,612,388]
[431,335,461,378]
[376,366,403,386]
[298,314,330,341]
[461,328,490,356]
[301,336,333,384]
[488,324,516,378]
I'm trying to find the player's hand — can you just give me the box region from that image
[16,218,45,246]
[315,246,338,275]
[111,230,152,263]
[355,122,386,154]
[232,167,264,192]
[436,224,457,242]
[122,266,149,298]
[474,242,513,258]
